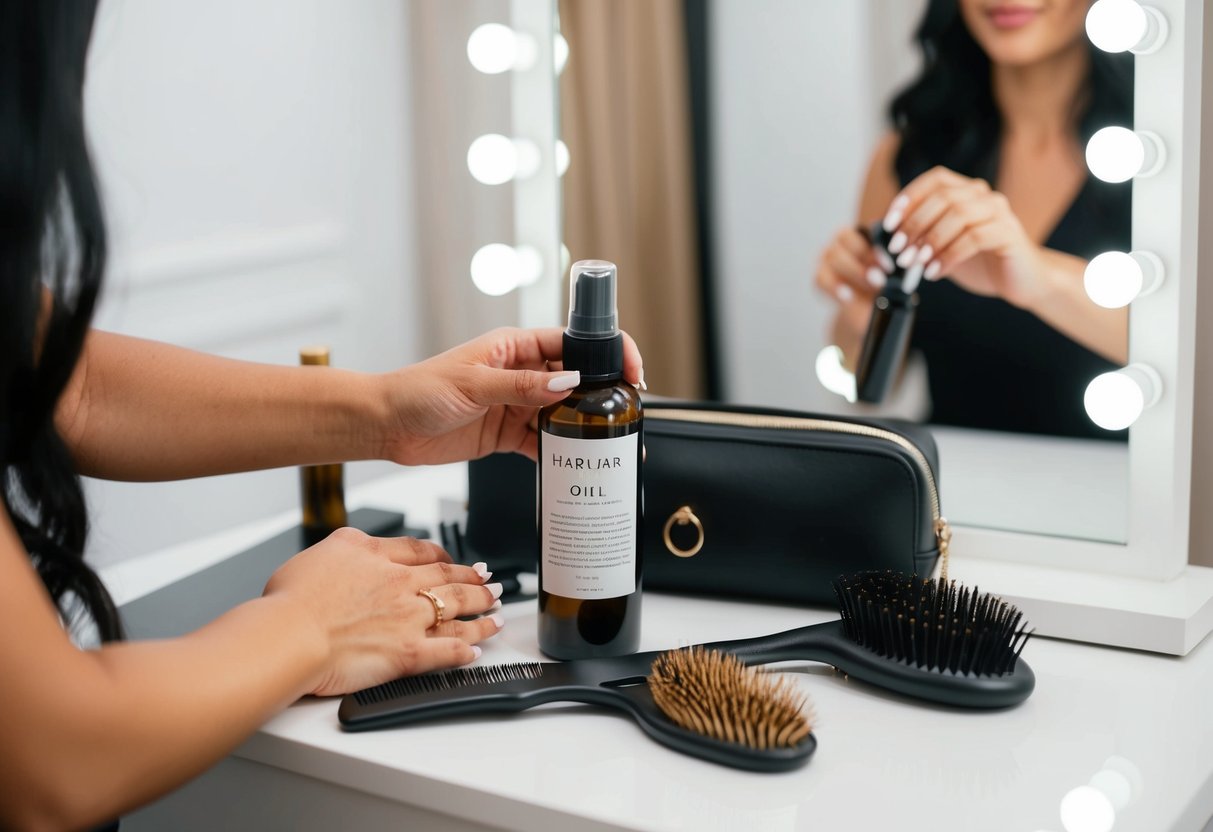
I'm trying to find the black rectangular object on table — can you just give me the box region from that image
[464,401,943,606]
[119,508,413,640]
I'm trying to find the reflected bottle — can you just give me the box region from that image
[538,260,644,659]
[299,345,348,544]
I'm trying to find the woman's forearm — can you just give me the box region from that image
[57,331,391,480]
[0,521,327,830]
[1024,248,1128,365]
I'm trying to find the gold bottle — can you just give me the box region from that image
[299,345,347,543]
[537,260,643,659]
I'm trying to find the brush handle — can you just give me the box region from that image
[701,620,1035,709]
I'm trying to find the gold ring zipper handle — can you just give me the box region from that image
[663,505,705,558]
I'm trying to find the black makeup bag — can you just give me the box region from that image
[462,401,947,606]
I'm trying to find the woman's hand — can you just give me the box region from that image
[814,226,888,369]
[377,326,644,466]
[881,166,1046,308]
[264,528,503,696]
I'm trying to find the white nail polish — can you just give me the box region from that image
[916,244,934,265]
[896,245,919,269]
[838,284,855,303]
[865,268,885,290]
[902,263,925,294]
[471,645,483,660]
[925,260,942,280]
[486,582,504,600]
[547,371,580,392]
[638,369,648,392]
[488,613,505,629]
[888,231,908,255]
[882,194,909,232]
[874,249,895,273]
[472,561,489,577]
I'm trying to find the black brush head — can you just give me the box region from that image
[832,571,1032,677]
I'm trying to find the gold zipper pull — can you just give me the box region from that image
[935,517,952,584]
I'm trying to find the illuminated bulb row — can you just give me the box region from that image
[467,23,569,75]
[1078,0,1168,430]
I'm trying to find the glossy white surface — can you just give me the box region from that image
[104,466,1213,832]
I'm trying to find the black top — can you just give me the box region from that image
[901,162,1131,440]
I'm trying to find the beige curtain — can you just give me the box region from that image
[559,0,705,398]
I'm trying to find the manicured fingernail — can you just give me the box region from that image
[896,245,919,269]
[471,645,482,660]
[925,260,942,280]
[882,194,909,232]
[874,249,895,273]
[902,263,925,294]
[837,283,855,303]
[888,231,908,255]
[547,371,580,392]
[486,582,504,600]
[486,600,502,613]
[472,561,490,580]
[865,268,885,290]
[916,244,934,265]
[488,613,504,629]
[638,369,648,391]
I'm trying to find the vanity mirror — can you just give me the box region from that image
[480,0,1213,654]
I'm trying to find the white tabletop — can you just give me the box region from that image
[102,464,1213,832]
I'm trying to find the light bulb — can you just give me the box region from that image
[1086,0,1167,54]
[1086,127,1164,183]
[1059,785,1115,832]
[555,140,570,177]
[1084,364,1161,431]
[467,134,518,185]
[467,24,517,74]
[470,244,522,296]
[815,346,857,403]
[1083,250,1163,308]
[554,33,569,74]
[513,138,541,179]
[1088,770,1132,811]
[515,245,544,286]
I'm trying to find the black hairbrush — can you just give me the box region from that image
[855,221,921,403]
[339,573,1033,768]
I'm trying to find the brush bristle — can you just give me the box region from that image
[352,662,544,705]
[647,647,813,750]
[833,571,1031,677]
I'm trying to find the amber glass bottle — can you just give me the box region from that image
[537,261,643,659]
[299,345,348,544]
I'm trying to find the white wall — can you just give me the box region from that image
[710,1,923,412]
[83,0,421,567]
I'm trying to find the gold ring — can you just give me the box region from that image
[418,588,445,627]
[663,506,704,558]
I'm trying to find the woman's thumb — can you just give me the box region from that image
[470,367,580,407]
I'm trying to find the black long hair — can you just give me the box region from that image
[891,0,1134,183]
[1,1,121,642]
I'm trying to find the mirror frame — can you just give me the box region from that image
[519,0,1213,654]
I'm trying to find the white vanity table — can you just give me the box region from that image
[101,464,1213,832]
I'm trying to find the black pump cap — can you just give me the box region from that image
[564,259,624,380]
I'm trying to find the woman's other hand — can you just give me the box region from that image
[264,529,503,696]
[814,226,888,370]
[375,327,643,466]
[880,166,1047,308]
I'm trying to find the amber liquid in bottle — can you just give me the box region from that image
[299,345,348,544]
[537,259,643,659]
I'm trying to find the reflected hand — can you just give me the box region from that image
[882,166,1045,308]
[814,225,886,370]
[264,528,503,696]
[378,326,644,465]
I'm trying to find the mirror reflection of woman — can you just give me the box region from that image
[815,0,1132,438]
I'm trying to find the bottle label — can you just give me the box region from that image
[540,431,639,599]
